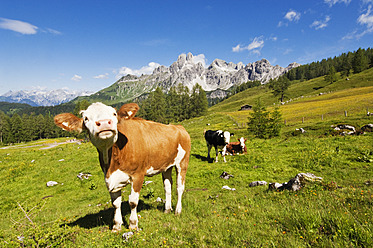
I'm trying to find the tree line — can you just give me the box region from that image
[0,83,208,145]
[136,83,208,123]
[0,112,66,144]
[284,47,373,82]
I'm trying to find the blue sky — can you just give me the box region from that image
[1,0,373,95]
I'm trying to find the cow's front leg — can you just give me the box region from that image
[128,178,142,230]
[222,146,227,162]
[207,144,212,160]
[215,146,219,163]
[162,167,173,213]
[110,191,123,232]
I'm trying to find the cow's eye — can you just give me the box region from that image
[84,116,89,122]
[113,113,117,116]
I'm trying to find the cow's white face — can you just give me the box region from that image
[223,131,231,144]
[80,102,118,151]
[239,137,247,150]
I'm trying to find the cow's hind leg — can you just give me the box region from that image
[162,167,173,213]
[128,179,142,230]
[215,146,220,163]
[175,160,188,215]
[207,144,212,160]
[110,191,123,232]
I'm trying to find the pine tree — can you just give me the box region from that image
[73,100,90,116]
[247,98,270,139]
[147,87,166,123]
[165,86,179,123]
[268,106,283,138]
[269,76,290,102]
[247,98,283,139]
[352,48,369,74]
[189,84,208,118]
[176,84,190,121]
[324,66,338,83]
[10,114,23,143]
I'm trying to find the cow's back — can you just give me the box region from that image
[113,118,190,173]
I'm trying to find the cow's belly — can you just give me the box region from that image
[105,169,131,192]
[146,144,186,176]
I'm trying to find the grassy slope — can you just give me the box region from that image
[0,69,372,247]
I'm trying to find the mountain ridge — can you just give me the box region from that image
[1,53,300,106]
[0,88,93,107]
[83,53,300,104]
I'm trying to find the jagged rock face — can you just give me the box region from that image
[111,52,300,102]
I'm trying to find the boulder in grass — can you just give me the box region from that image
[268,173,323,191]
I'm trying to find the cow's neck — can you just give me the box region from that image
[98,147,112,174]
[91,133,118,164]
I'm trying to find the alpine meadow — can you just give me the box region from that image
[1,51,373,247]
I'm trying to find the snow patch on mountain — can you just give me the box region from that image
[0,88,93,106]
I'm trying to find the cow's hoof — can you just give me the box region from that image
[129,225,139,231]
[164,209,172,214]
[112,225,122,233]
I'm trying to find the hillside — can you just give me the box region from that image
[207,67,373,130]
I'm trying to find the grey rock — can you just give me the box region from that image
[249,181,267,187]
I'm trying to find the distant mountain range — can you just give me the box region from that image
[0,53,300,106]
[0,88,92,106]
[77,53,300,104]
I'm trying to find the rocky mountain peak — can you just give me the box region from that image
[112,52,300,102]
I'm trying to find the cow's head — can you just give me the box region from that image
[217,130,233,146]
[54,102,138,163]
[238,137,247,150]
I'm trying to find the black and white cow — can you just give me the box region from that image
[204,130,233,162]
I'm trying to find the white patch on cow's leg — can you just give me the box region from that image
[215,147,219,163]
[174,144,186,214]
[162,168,173,213]
[175,172,185,215]
[110,191,123,232]
[222,146,227,163]
[128,185,140,230]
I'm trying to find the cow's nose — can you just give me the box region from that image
[95,119,112,127]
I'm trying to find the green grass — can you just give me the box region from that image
[1,69,373,247]
[0,129,372,247]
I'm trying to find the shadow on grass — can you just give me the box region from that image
[64,200,152,230]
[192,153,214,163]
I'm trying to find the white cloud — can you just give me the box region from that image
[324,0,351,7]
[117,62,161,78]
[0,17,38,34]
[44,28,62,35]
[310,16,331,30]
[284,10,301,22]
[344,5,373,39]
[93,73,109,79]
[358,5,373,31]
[71,74,82,81]
[232,37,264,54]
[278,10,301,27]
[192,54,207,67]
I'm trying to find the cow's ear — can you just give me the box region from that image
[117,103,139,119]
[54,113,84,133]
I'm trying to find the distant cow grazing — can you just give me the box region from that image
[204,130,233,162]
[54,102,191,232]
[226,137,247,155]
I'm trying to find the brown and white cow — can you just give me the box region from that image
[54,102,191,232]
[226,137,247,155]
